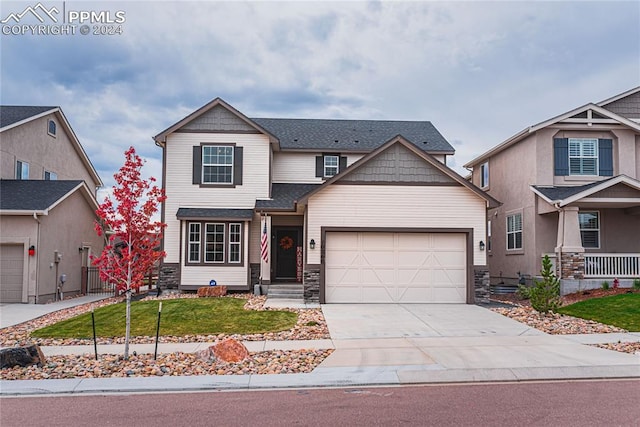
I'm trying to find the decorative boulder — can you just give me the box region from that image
[197,286,227,297]
[0,344,47,369]
[212,338,249,362]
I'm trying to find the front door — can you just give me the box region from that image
[273,227,302,281]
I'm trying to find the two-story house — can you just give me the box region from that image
[154,98,499,304]
[0,106,103,303]
[464,87,640,294]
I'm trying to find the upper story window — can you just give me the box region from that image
[202,146,233,184]
[44,171,57,180]
[480,162,489,188]
[16,160,29,180]
[578,211,599,248]
[554,137,613,177]
[569,138,598,175]
[316,154,346,178]
[506,212,523,250]
[48,120,57,137]
[324,155,339,177]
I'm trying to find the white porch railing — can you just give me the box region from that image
[584,254,640,278]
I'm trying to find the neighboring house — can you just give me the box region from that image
[0,106,103,303]
[464,87,640,294]
[153,98,499,304]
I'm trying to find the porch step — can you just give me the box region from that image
[267,284,304,300]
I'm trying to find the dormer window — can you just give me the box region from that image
[48,120,57,137]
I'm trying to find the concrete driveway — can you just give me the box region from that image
[319,304,640,378]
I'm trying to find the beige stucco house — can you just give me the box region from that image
[464,87,640,294]
[0,106,103,303]
[154,98,499,304]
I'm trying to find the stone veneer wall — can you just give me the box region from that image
[303,267,320,302]
[158,263,180,289]
[249,263,260,286]
[474,267,490,304]
[560,252,584,280]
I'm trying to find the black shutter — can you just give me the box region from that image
[315,156,323,177]
[554,138,569,176]
[339,156,347,173]
[233,146,243,185]
[598,139,613,176]
[192,146,202,184]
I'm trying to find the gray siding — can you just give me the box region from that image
[341,143,457,184]
[179,105,258,132]
[602,92,640,119]
[592,183,640,199]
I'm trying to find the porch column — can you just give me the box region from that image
[259,215,271,284]
[555,206,585,280]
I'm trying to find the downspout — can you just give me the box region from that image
[32,212,41,304]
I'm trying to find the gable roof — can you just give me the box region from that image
[0,180,98,214]
[0,106,57,128]
[153,97,455,154]
[153,98,279,146]
[251,118,454,153]
[464,101,640,168]
[298,135,500,208]
[0,106,103,187]
[531,175,640,207]
[597,86,640,108]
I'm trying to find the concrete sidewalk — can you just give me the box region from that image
[0,295,110,329]
[1,301,639,396]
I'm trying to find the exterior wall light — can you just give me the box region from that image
[309,239,316,250]
[28,245,36,256]
[479,240,485,251]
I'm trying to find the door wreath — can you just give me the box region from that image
[279,236,294,250]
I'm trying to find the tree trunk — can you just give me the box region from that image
[124,289,131,359]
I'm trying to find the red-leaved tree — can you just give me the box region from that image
[92,146,166,359]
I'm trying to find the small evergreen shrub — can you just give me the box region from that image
[529,255,561,314]
[516,284,531,300]
[633,278,640,290]
[601,281,610,290]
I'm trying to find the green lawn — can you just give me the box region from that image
[31,297,297,339]
[557,293,640,331]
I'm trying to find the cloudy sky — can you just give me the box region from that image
[2,0,639,197]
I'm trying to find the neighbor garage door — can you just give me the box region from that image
[325,232,467,303]
[0,244,24,303]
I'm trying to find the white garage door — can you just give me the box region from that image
[325,232,467,303]
[1,244,24,303]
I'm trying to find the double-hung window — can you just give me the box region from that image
[324,155,339,177]
[188,223,201,263]
[578,211,599,248]
[44,171,57,180]
[228,223,241,263]
[202,146,233,184]
[506,213,523,250]
[16,160,29,180]
[569,138,598,175]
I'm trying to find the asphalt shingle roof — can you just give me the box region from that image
[0,106,57,128]
[255,183,321,210]
[251,118,454,153]
[176,208,255,220]
[532,178,615,201]
[0,180,83,211]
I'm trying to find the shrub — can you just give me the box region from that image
[529,255,561,314]
[516,284,531,300]
[633,278,640,290]
[601,281,610,290]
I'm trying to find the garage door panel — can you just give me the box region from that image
[1,244,24,303]
[325,232,467,303]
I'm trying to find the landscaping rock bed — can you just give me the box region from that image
[0,293,333,380]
